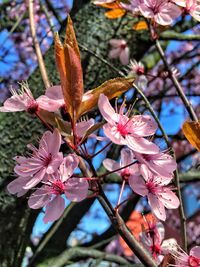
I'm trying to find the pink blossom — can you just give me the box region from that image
[103,148,139,184]
[37,85,94,113]
[28,154,89,223]
[133,150,177,178]
[140,219,177,262]
[36,85,65,112]
[173,246,200,267]
[172,0,200,21]
[139,0,181,25]
[10,129,63,190]
[128,59,148,90]
[108,39,130,65]
[0,84,63,114]
[0,85,39,114]
[75,118,95,141]
[98,94,159,154]
[131,165,180,220]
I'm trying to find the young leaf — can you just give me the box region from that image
[54,16,83,123]
[78,77,134,117]
[182,120,200,151]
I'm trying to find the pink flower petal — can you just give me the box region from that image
[45,85,63,100]
[23,168,46,189]
[129,174,148,196]
[159,191,180,209]
[190,246,200,258]
[65,178,88,201]
[120,148,135,166]
[108,48,121,59]
[28,188,50,209]
[129,115,158,136]
[98,94,118,124]
[125,135,159,154]
[2,95,28,111]
[103,158,120,172]
[103,124,126,145]
[7,177,28,196]
[60,154,79,182]
[119,47,130,65]
[36,95,63,112]
[48,128,62,155]
[76,119,95,137]
[46,152,63,174]
[43,195,65,223]
[148,193,166,221]
[109,39,126,47]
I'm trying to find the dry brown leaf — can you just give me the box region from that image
[132,20,148,31]
[78,77,135,117]
[105,8,126,19]
[182,120,200,151]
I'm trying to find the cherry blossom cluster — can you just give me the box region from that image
[0,81,180,224]
[99,94,179,220]
[7,129,89,223]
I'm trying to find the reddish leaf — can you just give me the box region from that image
[54,16,83,123]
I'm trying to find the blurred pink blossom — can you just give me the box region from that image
[108,39,130,65]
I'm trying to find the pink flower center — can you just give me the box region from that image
[146,181,157,194]
[142,154,152,161]
[151,244,161,259]
[120,43,127,50]
[188,256,200,267]
[27,101,39,114]
[121,168,130,181]
[117,122,129,136]
[43,154,52,167]
[51,180,65,195]
[136,67,144,75]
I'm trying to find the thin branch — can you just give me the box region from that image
[155,39,198,122]
[28,0,50,88]
[45,247,134,267]
[78,158,157,267]
[160,31,200,41]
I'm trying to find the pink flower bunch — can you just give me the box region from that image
[7,129,89,223]
[100,96,179,221]
[103,147,179,221]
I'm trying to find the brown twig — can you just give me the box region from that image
[28,0,50,88]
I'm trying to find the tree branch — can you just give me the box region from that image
[28,0,50,88]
